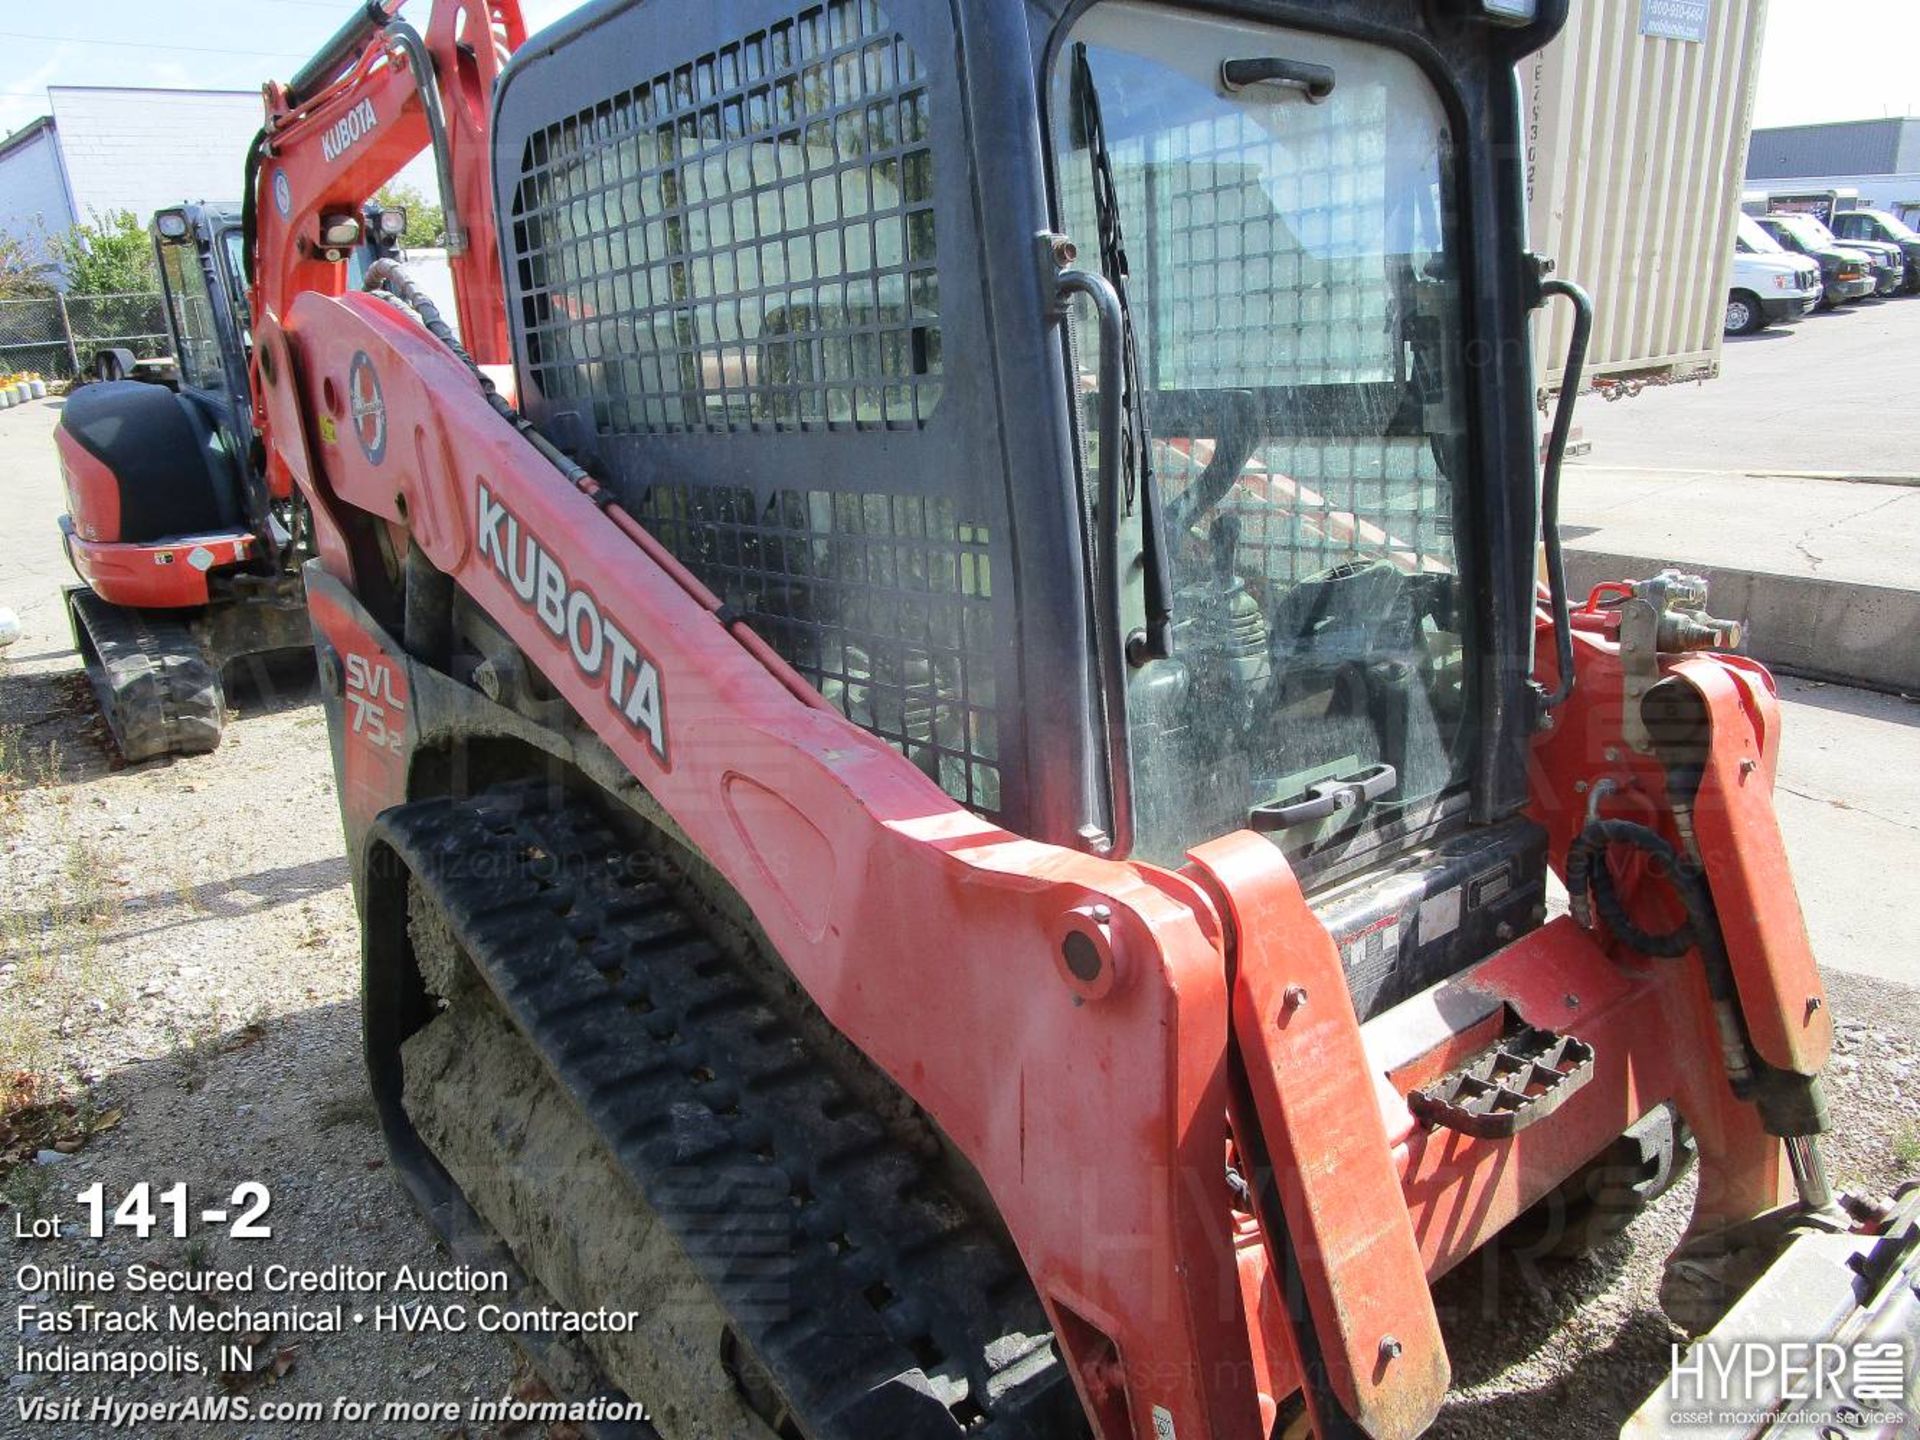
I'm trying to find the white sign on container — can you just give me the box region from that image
[1641,0,1711,42]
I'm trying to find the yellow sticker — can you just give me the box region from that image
[318,414,338,445]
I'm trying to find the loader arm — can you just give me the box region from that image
[261,283,1868,1440]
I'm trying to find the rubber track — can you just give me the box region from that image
[67,590,222,762]
[379,784,1087,1440]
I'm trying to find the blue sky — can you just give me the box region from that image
[3,0,1917,147]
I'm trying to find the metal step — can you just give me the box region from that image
[377,784,1086,1440]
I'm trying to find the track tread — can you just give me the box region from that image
[67,590,224,762]
[382,784,1085,1440]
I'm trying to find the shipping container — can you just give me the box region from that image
[1525,0,1771,394]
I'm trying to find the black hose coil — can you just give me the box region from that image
[1565,818,1714,960]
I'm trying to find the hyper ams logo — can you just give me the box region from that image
[475,483,667,765]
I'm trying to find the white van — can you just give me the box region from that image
[1726,215,1822,334]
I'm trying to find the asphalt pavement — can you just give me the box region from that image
[1570,288,1920,478]
[1560,293,1920,692]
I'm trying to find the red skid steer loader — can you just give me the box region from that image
[252,0,1919,1435]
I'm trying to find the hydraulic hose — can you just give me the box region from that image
[1567,815,1758,1097]
[1564,817,1703,959]
[1536,278,1592,714]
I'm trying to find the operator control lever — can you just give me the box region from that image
[1249,763,1397,833]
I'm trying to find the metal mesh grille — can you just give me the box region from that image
[508,0,942,435]
[631,484,1001,812]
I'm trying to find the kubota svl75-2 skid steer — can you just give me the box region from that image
[252,0,1917,1435]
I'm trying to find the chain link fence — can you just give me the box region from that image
[0,292,169,379]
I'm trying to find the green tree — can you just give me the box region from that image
[374,183,446,249]
[51,209,157,295]
[0,233,54,299]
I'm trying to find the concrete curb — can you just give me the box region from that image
[1566,549,1920,695]
[1570,464,1920,488]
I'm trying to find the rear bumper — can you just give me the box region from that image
[63,528,255,609]
[1623,1188,1920,1438]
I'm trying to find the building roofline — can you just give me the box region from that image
[0,114,56,163]
[1751,116,1919,134]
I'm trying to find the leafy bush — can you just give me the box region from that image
[51,209,157,296]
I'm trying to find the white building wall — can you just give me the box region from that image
[48,88,259,226]
[0,124,76,270]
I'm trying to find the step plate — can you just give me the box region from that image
[1408,1024,1595,1140]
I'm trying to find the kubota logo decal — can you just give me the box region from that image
[348,351,386,464]
[321,98,379,163]
[475,482,668,765]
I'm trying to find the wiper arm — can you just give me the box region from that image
[1071,44,1173,663]
[1250,763,1398,834]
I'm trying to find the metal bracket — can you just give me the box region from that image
[1617,569,1743,753]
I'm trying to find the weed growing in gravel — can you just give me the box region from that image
[1895,1126,1920,1170]
[0,832,129,1078]
[0,720,61,837]
[167,1013,225,1094]
[183,1233,213,1272]
[1,1161,56,1223]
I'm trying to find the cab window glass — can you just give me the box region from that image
[159,242,229,398]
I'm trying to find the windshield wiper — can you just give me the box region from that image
[1070,44,1173,663]
[1249,763,1399,834]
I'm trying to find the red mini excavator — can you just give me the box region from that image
[54,203,311,761]
[253,1,1919,1436]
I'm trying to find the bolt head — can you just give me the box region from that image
[1379,1335,1403,1361]
[1051,236,1079,266]
[1282,984,1309,1012]
[1090,903,1112,925]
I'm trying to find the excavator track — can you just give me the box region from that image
[378,782,1087,1440]
[65,589,223,762]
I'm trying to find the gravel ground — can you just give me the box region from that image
[1428,966,1920,1438]
[2,393,1916,1438]
[0,402,523,1437]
